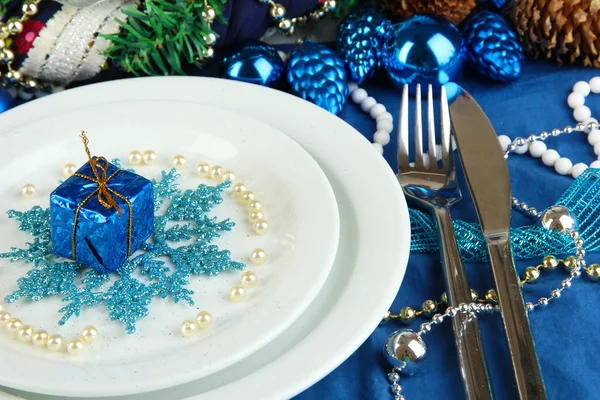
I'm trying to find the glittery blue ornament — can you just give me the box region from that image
[462,11,524,82]
[381,16,466,92]
[287,42,348,115]
[0,88,15,114]
[221,42,284,87]
[337,7,390,84]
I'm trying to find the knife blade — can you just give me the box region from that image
[448,84,547,400]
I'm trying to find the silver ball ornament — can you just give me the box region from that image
[384,329,427,374]
[539,205,577,233]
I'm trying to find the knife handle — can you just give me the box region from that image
[487,237,547,400]
[433,207,494,400]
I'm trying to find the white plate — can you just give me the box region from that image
[0,97,339,396]
[0,77,410,400]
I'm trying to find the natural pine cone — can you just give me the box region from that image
[382,0,477,25]
[512,0,600,67]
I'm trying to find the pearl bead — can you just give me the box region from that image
[347,82,358,93]
[197,162,211,177]
[21,184,35,198]
[0,310,11,323]
[497,135,511,151]
[369,103,386,118]
[180,320,197,337]
[248,200,262,212]
[47,334,64,352]
[254,219,269,235]
[222,170,236,182]
[373,130,391,146]
[232,182,247,196]
[249,210,265,222]
[6,318,22,334]
[67,338,85,355]
[528,141,547,158]
[372,143,384,155]
[80,325,98,343]
[209,165,224,180]
[573,81,591,96]
[241,271,258,288]
[360,97,376,113]
[591,77,600,93]
[571,163,588,178]
[591,160,600,169]
[142,150,157,165]
[588,129,600,145]
[573,105,591,122]
[554,157,573,175]
[128,150,142,165]
[514,141,529,155]
[229,285,247,302]
[541,149,560,166]
[351,88,367,103]
[377,120,393,134]
[63,163,77,177]
[196,311,213,329]
[567,92,585,108]
[32,330,49,347]
[17,325,34,342]
[172,154,187,169]
[241,191,256,204]
[251,248,267,265]
[376,112,393,123]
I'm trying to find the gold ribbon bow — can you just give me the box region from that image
[71,132,133,260]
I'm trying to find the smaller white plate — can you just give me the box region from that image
[0,100,339,396]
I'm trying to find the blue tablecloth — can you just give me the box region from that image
[296,62,600,399]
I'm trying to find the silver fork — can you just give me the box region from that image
[397,84,494,400]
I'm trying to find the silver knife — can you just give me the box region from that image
[448,85,547,400]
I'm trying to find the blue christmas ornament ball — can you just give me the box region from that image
[0,88,15,114]
[381,16,466,93]
[221,42,284,87]
[462,11,524,82]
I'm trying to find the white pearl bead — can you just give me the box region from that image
[232,182,247,197]
[588,129,600,145]
[376,112,393,123]
[497,135,512,151]
[567,92,585,108]
[372,142,384,155]
[67,338,85,355]
[351,88,367,103]
[128,150,142,165]
[46,334,63,352]
[590,76,600,93]
[80,325,98,343]
[373,130,391,146]
[571,163,588,178]
[17,325,33,342]
[573,105,591,122]
[172,154,186,169]
[0,310,11,323]
[21,184,35,198]
[591,160,600,169]
[6,318,22,335]
[377,120,393,134]
[253,219,269,235]
[251,248,267,265]
[197,162,211,177]
[528,141,547,158]
[348,82,358,93]
[32,330,49,347]
[180,320,197,337]
[229,286,247,302]
[142,150,157,165]
[241,191,256,204]
[542,149,560,166]
[241,271,258,288]
[514,141,529,155]
[369,103,386,118]
[360,97,376,112]
[196,311,213,329]
[594,142,600,157]
[248,200,262,212]
[573,81,591,96]
[554,157,573,175]
[63,163,77,177]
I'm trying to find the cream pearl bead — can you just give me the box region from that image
[591,77,600,93]
[567,92,585,108]
[197,162,211,177]
[376,120,393,134]
[574,105,591,122]
[591,160,600,169]
[373,130,391,146]
[63,163,77,177]
[172,154,187,169]
[80,325,99,343]
[254,219,269,235]
[251,248,267,265]
[372,143,384,155]
[241,191,256,204]
[351,88,367,103]
[248,200,262,212]
[0,310,11,323]
[573,81,591,96]
[360,97,376,113]
[249,210,265,222]
[222,170,236,182]
[571,163,588,178]
[180,320,197,337]
[67,338,85,355]
[497,135,511,151]
[17,325,34,342]
[528,141,547,158]
[588,129,600,145]
[229,286,247,302]
[6,318,22,335]
[142,150,157,165]
[32,330,49,347]
[21,184,35,198]
[541,149,560,166]
[47,334,64,352]
[554,157,573,175]
[376,112,393,123]
[128,150,142,165]
[241,271,258,288]
[196,311,213,329]
[369,103,386,119]
[209,165,224,180]
[232,182,247,197]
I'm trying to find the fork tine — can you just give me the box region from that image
[414,84,424,168]
[440,85,451,171]
[427,84,437,169]
[397,84,410,171]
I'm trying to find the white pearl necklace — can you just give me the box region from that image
[347,82,393,154]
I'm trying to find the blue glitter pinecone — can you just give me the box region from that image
[287,42,348,115]
[462,10,524,82]
[337,7,389,84]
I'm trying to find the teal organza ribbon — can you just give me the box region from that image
[409,168,600,262]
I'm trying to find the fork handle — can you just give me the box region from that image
[433,207,494,400]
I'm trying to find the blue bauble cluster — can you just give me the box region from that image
[287,42,348,115]
[462,11,524,82]
[380,16,466,92]
[221,42,284,87]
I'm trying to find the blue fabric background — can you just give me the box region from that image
[295,62,600,399]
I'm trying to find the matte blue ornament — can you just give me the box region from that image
[381,16,466,93]
[462,11,524,82]
[337,7,389,84]
[287,42,348,115]
[221,42,284,87]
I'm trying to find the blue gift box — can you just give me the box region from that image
[50,158,154,274]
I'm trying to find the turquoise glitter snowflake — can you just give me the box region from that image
[1,168,245,334]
